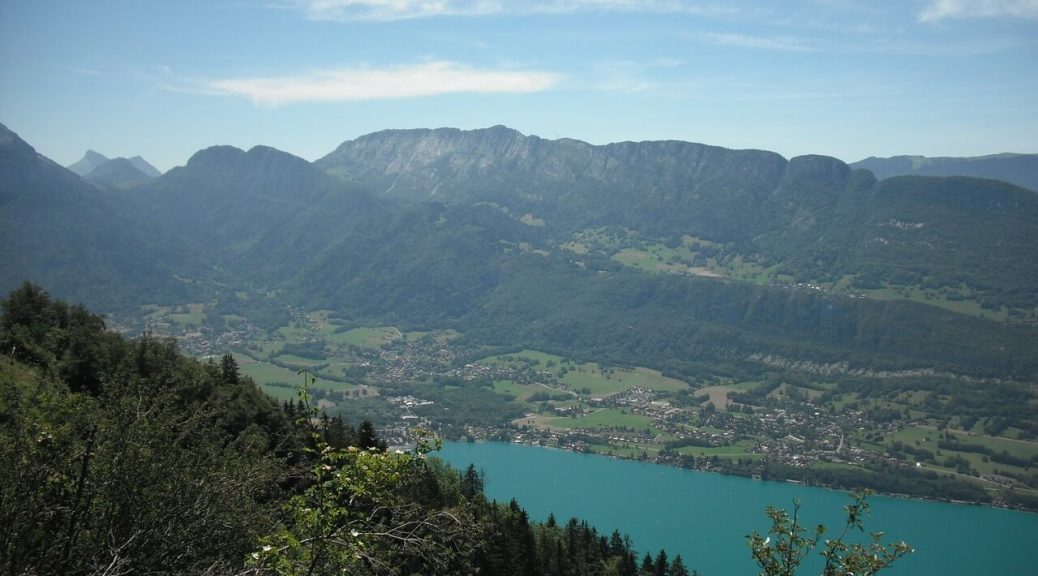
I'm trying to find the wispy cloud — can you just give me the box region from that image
[204,61,561,106]
[700,32,816,52]
[286,0,735,21]
[919,0,1038,22]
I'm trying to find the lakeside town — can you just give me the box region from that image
[126,304,1038,511]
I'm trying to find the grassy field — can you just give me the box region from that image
[305,310,344,335]
[697,385,739,410]
[492,380,539,401]
[861,286,1008,322]
[273,353,326,367]
[562,365,688,396]
[588,442,660,459]
[478,349,566,368]
[275,324,310,341]
[618,367,690,392]
[328,326,401,347]
[141,303,206,328]
[170,303,205,327]
[886,425,1038,476]
[479,349,689,399]
[536,408,655,432]
[606,238,786,283]
[255,383,299,401]
[239,360,349,391]
[675,440,755,457]
[561,367,630,396]
[811,461,864,472]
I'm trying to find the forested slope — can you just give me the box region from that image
[0,284,688,575]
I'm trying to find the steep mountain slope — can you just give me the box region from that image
[319,127,1038,309]
[851,153,1038,192]
[0,123,195,310]
[288,199,1038,380]
[125,143,383,281]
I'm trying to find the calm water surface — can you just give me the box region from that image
[439,441,1038,575]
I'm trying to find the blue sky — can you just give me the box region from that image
[1,0,1036,172]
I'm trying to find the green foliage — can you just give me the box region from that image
[747,492,912,576]
[0,285,295,575]
[247,427,476,575]
[248,381,653,575]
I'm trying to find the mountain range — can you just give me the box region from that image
[850,153,1038,192]
[2,122,1037,381]
[66,149,162,189]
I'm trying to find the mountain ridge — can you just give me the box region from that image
[68,149,162,182]
[3,121,1037,378]
[83,157,153,189]
[0,123,195,310]
[850,153,1038,192]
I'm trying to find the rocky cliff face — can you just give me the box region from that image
[316,126,828,240]
[317,125,793,204]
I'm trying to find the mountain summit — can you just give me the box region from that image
[66,149,109,176]
[68,150,162,182]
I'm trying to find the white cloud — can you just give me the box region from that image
[919,0,1038,22]
[291,0,497,21]
[205,61,561,106]
[700,32,815,52]
[287,0,732,21]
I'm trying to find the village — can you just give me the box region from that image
[126,305,1005,497]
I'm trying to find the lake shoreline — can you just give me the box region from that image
[455,437,1036,514]
[439,440,1038,576]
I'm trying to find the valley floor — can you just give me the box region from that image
[119,302,1038,512]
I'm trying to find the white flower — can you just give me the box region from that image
[263,545,272,552]
[350,529,360,537]
[763,537,770,546]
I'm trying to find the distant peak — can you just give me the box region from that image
[67,149,111,176]
[128,155,162,178]
[185,145,246,168]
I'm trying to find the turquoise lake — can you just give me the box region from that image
[439,441,1038,575]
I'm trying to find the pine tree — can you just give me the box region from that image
[669,554,691,576]
[220,353,239,386]
[357,420,386,451]
[640,551,655,575]
[461,463,484,499]
[654,549,669,576]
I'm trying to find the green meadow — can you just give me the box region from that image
[328,326,402,347]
